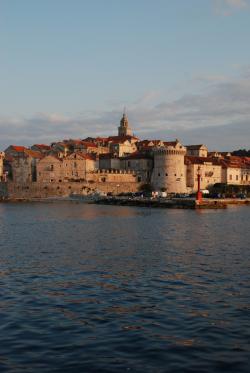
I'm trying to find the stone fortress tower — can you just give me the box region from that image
[151,140,187,193]
[118,112,132,137]
[0,152,5,181]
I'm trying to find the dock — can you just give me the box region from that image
[94,196,250,209]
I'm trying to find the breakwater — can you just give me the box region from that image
[94,197,250,209]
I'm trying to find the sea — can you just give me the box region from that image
[0,202,249,373]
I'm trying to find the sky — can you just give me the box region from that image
[0,0,250,150]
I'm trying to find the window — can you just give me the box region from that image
[165,173,168,176]
[158,173,161,177]
[236,175,238,181]
[50,165,54,171]
[229,175,232,180]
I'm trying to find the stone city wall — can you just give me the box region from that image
[2,178,142,199]
[0,182,8,198]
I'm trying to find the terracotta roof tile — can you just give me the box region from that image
[11,145,27,152]
[185,156,221,166]
[32,144,51,150]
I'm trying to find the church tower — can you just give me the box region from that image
[118,112,132,137]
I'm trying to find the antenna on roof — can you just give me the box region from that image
[123,106,127,116]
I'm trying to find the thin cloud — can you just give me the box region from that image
[0,68,250,151]
[214,0,249,15]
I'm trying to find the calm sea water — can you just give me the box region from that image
[0,202,249,373]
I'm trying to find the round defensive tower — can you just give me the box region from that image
[151,141,187,193]
[0,152,5,181]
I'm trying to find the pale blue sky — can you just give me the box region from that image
[1,0,250,149]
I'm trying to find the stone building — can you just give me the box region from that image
[186,144,208,157]
[109,137,138,157]
[37,155,63,183]
[240,158,250,185]
[4,145,28,157]
[99,153,121,170]
[137,140,164,151]
[63,140,109,156]
[36,153,96,183]
[185,156,222,191]
[151,140,187,193]
[62,153,96,181]
[220,157,250,185]
[31,144,51,154]
[9,149,42,184]
[50,142,70,158]
[121,151,153,183]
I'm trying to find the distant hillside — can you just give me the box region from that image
[231,149,250,157]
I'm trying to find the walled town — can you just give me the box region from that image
[0,113,250,199]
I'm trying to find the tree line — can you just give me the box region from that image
[231,149,250,157]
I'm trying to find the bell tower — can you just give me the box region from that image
[118,111,132,137]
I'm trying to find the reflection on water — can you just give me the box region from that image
[0,202,249,372]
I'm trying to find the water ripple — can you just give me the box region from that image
[0,202,249,372]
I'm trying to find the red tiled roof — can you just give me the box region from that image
[164,141,179,147]
[24,149,44,159]
[69,151,96,161]
[81,153,96,160]
[186,144,207,150]
[81,141,98,148]
[151,140,163,145]
[32,144,51,150]
[11,145,27,152]
[99,153,115,159]
[66,139,83,145]
[220,156,250,169]
[53,142,69,148]
[138,140,162,147]
[95,137,109,142]
[108,135,138,142]
[122,151,152,160]
[185,156,221,166]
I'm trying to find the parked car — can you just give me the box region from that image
[236,193,247,199]
[175,193,190,198]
